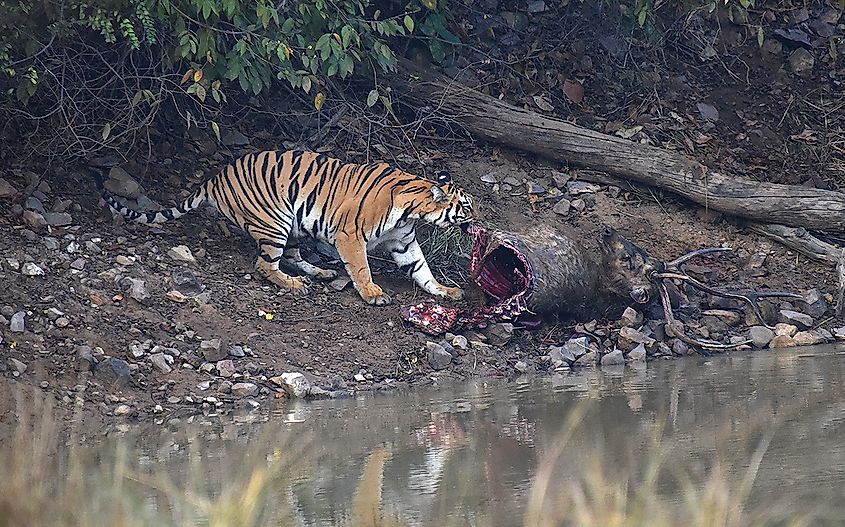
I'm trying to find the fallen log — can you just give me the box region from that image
[745,223,842,265]
[391,59,845,232]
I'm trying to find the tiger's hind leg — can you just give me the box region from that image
[251,227,311,296]
[283,246,338,280]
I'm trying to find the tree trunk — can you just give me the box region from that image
[392,59,845,232]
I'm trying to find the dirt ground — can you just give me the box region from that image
[1,2,843,427]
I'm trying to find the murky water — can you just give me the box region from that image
[109,344,845,526]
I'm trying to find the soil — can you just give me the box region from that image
[1,1,843,427]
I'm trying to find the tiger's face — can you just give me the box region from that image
[423,171,478,228]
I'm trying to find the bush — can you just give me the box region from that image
[0,0,458,159]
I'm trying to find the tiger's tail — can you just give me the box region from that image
[94,172,209,224]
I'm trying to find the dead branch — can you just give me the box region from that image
[390,58,845,232]
[746,223,842,265]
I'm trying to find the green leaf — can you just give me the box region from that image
[102,122,112,141]
[211,121,221,142]
[366,89,378,107]
[637,7,647,27]
[757,26,764,47]
[403,15,414,33]
[302,76,312,93]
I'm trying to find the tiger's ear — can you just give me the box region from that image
[437,171,452,185]
[430,185,449,204]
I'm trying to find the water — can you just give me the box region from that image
[22,345,845,526]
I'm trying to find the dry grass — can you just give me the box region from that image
[418,225,473,286]
[0,389,838,527]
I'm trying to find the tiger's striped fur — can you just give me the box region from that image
[96,150,477,305]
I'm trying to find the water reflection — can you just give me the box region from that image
[4,346,845,526]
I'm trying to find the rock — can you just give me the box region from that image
[552,199,571,215]
[149,353,173,374]
[172,270,203,295]
[797,289,829,318]
[566,181,600,195]
[7,358,27,374]
[200,340,226,363]
[833,327,845,341]
[166,290,188,303]
[127,278,149,303]
[105,167,141,199]
[571,198,586,212]
[76,345,97,371]
[10,311,25,332]
[768,335,797,349]
[43,212,72,227]
[229,345,246,358]
[671,340,690,356]
[218,380,232,394]
[96,357,131,386]
[115,255,135,266]
[271,372,311,398]
[514,361,530,374]
[329,276,351,292]
[231,382,259,397]
[24,196,45,213]
[21,262,44,276]
[22,210,47,231]
[788,48,814,76]
[551,172,571,188]
[792,331,826,347]
[222,129,250,147]
[480,173,499,184]
[215,359,236,378]
[526,181,545,194]
[701,309,742,326]
[696,102,720,122]
[628,344,647,362]
[451,335,468,350]
[484,323,514,346]
[167,245,196,263]
[617,327,656,351]
[549,345,575,367]
[426,341,453,370]
[748,326,774,349]
[113,404,131,416]
[778,310,813,330]
[774,323,798,337]
[574,350,597,367]
[70,258,87,271]
[619,307,644,327]
[600,349,625,366]
[55,317,70,328]
[0,178,17,198]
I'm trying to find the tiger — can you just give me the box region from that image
[95,150,478,306]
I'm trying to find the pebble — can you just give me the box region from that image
[7,358,27,374]
[43,212,72,226]
[628,343,647,362]
[483,323,514,346]
[149,353,174,374]
[201,339,227,362]
[748,326,774,348]
[574,350,597,367]
[600,349,625,366]
[21,262,44,276]
[833,327,845,341]
[0,177,17,198]
[769,335,797,348]
[96,357,132,387]
[774,323,798,337]
[70,258,87,271]
[566,181,600,195]
[271,372,311,398]
[76,345,97,371]
[617,327,656,351]
[231,382,259,397]
[10,311,25,332]
[215,359,236,378]
[552,199,571,215]
[789,48,814,76]
[451,335,468,350]
[792,331,826,347]
[619,307,644,327]
[797,289,829,318]
[701,309,742,327]
[514,360,530,374]
[105,167,142,199]
[115,255,135,266]
[55,317,70,328]
[168,245,196,263]
[22,210,47,231]
[127,278,149,303]
[779,310,813,330]
[426,341,453,370]
[229,345,246,358]
[113,404,131,416]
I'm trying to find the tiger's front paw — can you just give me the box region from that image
[435,286,464,301]
[359,283,391,306]
[288,276,312,297]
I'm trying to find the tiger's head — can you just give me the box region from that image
[420,171,478,228]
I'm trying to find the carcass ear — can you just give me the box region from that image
[430,185,448,204]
